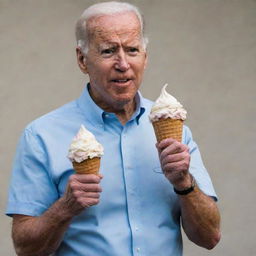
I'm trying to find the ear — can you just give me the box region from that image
[76,47,88,74]
[144,51,148,70]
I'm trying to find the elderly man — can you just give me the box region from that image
[7,2,220,256]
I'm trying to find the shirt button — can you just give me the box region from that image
[136,247,140,252]
[135,227,139,231]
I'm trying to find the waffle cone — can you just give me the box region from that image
[152,118,183,142]
[72,157,100,175]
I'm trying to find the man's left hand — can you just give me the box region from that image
[156,138,191,190]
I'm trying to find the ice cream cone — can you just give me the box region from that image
[72,157,101,175]
[152,118,183,143]
[68,125,104,175]
[149,84,186,143]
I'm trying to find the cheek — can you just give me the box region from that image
[86,53,110,73]
[88,62,110,81]
[134,64,146,81]
[133,57,147,75]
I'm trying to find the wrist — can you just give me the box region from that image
[50,197,75,222]
[173,174,196,195]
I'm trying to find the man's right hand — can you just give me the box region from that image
[63,174,103,216]
[12,174,103,256]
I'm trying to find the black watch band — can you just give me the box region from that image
[173,175,196,195]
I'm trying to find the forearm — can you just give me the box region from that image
[179,185,221,249]
[12,197,73,256]
[12,174,102,256]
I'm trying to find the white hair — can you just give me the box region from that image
[75,1,148,54]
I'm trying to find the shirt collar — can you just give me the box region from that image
[77,83,105,126]
[132,92,146,124]
[77,83,146,126]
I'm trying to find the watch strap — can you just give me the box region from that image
[174,175,196,195]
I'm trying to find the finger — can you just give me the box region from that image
[160,141,189,159]
[70,182,102,193]
[157,138,176,151]
[78,198,100,208]
[73,190,101,199]
[160,142,185,162]
[74,174,102,183]
[85,192,101,199]
[82,183,102,193]
[68,174,101,186]
[161,151,188,165]
[162,159,190,173]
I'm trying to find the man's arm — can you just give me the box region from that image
[157,138,221,249]
[12,174,102,256]
[179,185,220,249]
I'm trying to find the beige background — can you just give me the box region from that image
[1,0,255,255]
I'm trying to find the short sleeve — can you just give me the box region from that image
[183,126,218,201]
[6,127,59,216]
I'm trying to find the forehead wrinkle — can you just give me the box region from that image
[91,26,142,48]
[87,13,142,47]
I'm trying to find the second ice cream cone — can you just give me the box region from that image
[153,118,183,143]
[149,84,186,143]
[68,125,104,175]
[72,157,100,175]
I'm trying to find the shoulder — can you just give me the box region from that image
[25,100,80,136]
[141,96,154,107]
[183,125,193,137]
[182,125,195,143]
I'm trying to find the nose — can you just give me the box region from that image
[114,49,130,72]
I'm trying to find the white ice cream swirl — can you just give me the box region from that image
[68,125,104,163]
[149,84,187,122]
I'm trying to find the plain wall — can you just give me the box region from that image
[1,0,255,255]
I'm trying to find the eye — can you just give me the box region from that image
[129,47,139,53]
[129,47,139,52]
[127,47,139,56]
[101,48,115,55]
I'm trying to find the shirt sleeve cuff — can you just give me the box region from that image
[5,201,49,217]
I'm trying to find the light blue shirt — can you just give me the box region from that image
[6,84,217,256]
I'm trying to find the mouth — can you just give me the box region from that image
[111,78,131,83]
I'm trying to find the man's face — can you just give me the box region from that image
[80,12,147,110]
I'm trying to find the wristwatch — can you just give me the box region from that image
[173,175,196,195]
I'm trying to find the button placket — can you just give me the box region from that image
[121,121,145,256]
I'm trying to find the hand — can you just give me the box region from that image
[63,174,103,216]
[156,138,191,190]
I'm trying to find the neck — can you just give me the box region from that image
[114,101,136,125]
[88,87,136,125]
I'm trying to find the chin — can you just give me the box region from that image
[116,94,135,102]
[112,95,134,107]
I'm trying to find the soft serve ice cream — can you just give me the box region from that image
[149,84,187,122]
[68,125,104,163]
[149,84,187,142]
